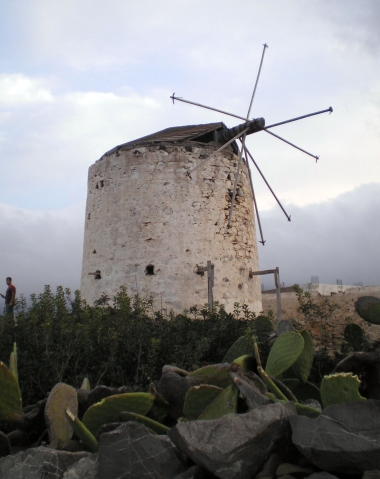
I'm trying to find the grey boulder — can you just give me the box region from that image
[305,474,339,479]
[174,464,212,478]
[63,454,98,478]
[97,422,187,479]
[0,446,89,479]
[169,402,296,479]
[290,400,380,474]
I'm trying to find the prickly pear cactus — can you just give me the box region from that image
[355,296,380,325]
[320,372,366,409]
[291,330,314,383]
[198,385,238,420]
[183,385,223,421]
[9,343,18,384]
[0,361,22,424]
[188,364,232,389]
[265,331,305,377]
[82,392,154,436]
[282,378,321,403]
[232,355,257,373]
[45,382,78,449]
[343,323,364,351]
[118,411,170,435]
[80,378,91,391]
[222,335,255,363]
[65,408,98,453]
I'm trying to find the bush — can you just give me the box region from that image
[0,286,265,406]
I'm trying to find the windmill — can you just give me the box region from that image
[170,44,333,316]
[170,44,333,245]
[80,45,333,315]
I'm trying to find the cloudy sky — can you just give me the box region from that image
[0,0,379,300]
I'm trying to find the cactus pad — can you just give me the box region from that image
[82,392,154,436]
[45,382,78,448]
[291,330,314,383]
[320,372,366,409]
[183,385,223,420]
[198,384,238,420]
[65,408,98,453]
[265,331,305,377]
[188,364,232,388]
[80,378,91,391]
[354,296,380,325]
[118,411,170,434]
[282,378,321,403]
[344,323,364,350]
[232,355,257,373]
[222,335,255,363]
[9,343,18,384]
[0,361,22,424]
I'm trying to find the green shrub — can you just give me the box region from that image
[0,286,263,406]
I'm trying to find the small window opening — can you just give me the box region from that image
[100,180,104,188]
[94,270,101,279]
[93,250,97,254]
[88,213,91,219]
[145,265,155,275]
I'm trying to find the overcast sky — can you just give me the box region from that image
[0,0,379,300]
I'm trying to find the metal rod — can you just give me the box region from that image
[187,128,249,175]
[245,145,265,244]
[263,129,319,160]
[171,94,247,122]
[246,44,268,119]
[228,45,269,227]
[265,107,333,130]
[243,145,291,222]
[228,133,246,227]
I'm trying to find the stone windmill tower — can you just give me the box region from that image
[80,119,264,313]
[80,44,332,313]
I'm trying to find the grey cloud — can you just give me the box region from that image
[258,183,380,289]
[0,203,84,301]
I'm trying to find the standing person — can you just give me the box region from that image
[0,277,16,315]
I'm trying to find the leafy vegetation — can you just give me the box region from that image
[0,286,270,406]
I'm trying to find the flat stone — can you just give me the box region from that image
[169,402,296,479]
[97,422,187,479]
[305,473,339,479]
[290,400,380,474]
[0,446,89,479]
[62,454,98,479]
[363,472,380,479]
[174,465,211,478]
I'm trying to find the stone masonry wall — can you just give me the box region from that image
[80,142,262,313]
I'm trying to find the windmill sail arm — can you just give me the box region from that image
[217,117,265,143]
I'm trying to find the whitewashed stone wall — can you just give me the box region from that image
[80,142,262,313]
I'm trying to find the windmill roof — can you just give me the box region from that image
[102,122,229,157]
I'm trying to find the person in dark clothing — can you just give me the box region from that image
[0,277,16,315]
